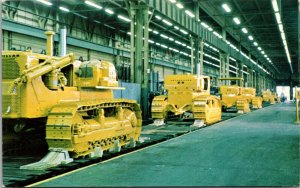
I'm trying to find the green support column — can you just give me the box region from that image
[194,37,199,75]
[193,37,203,76]
[256,73,261,95]
[220,53,229,78]
[238,62,244,80]
[129,1,150,118]
[263,76,266,91]
[253,71,256,90]
[235,61,239,76]
[199,38,204,76]
[129,4,135,83]
[190,36,194,74]
[222,28,226,41]
[248,68,253,87]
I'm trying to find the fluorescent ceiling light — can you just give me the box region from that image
[229,57,236,62]
[162,19,173,26]
[213,31,223,39]
[169,37,174,41]
[118,15,131,22]
[201,22,209,28]
[185,10,195,18]
[271,0,279,12]
[264,54,267,57]
[153,30,159,34]
[148,11,152,14]
[241,28,248,33]
[222,3,231,12]
[180,29,188,35]
[148,39,154,43]
[36,0,52,6]
[253,42,258,46]
[105,9,114,14]
[275,12,281,24]
[261,51,265,54]
[169,0,176,3]
[258,47,262,51]
[176,3,183,9]
[161,45,168,48]
[59,6,70,12]
[233,17,240,25]
[174,26,179,30]
[280,32,286,41]
[175,40,182,45]
[208,27,213,31]
[85,0,102,9]
[155,15,162,20]
[278,23,283,33]
[127,32,131,35]
[248,35,254,40]
[94,20,101,24]
[160,34,168,39]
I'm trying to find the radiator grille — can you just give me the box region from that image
[2,94,20,115]
[2,57,20,79]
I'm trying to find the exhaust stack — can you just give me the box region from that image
[45,31,55,56]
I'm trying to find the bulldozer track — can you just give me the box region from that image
[45,99,142,158]
[3,110,249,187]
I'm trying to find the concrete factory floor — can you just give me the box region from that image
[32,102,300,187]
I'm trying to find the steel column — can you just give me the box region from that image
[220,53,229,79]
[238,62,244,81]
[248,68,253,87]
[256,73,260,95]
[199,38,204,76]
[129,1,150,118]
[190,36,194,74]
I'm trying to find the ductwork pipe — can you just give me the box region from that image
[59,27,67,57]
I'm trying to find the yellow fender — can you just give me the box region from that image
[151,95,168,119]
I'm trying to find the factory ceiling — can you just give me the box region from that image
[194,0,299,82]
[4,0,299,83]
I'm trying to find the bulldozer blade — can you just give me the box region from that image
[20,148,73,170]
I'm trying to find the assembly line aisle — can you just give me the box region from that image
[32,103,299,187]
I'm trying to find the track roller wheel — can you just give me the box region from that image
[109,140,121,153]
[89,147,103,158]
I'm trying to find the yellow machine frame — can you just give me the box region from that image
[151,74,222,126]
[218,77,250,113]
[3,31,142,170]
[262,90,275,104]
[242,87,263,109]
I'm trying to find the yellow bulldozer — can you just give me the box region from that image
[151,74,222,127]
[262,90,275,104]
[2,31,142,170]
[242,87,263,109]
[218,77,251,113]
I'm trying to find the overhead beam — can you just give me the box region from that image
[2,19,190,72]
[142,0,271,77]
